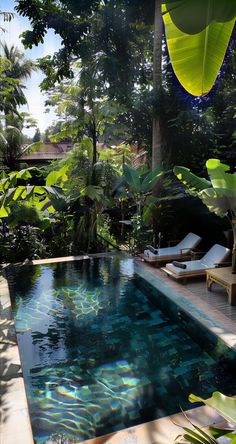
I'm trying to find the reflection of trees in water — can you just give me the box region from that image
[7,264,42,302]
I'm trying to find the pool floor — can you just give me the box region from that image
[8,257,236,444]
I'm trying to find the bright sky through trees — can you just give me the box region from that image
[0,0,61,136]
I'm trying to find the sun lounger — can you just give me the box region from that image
[140,232,202,265]
[161,244,231,280]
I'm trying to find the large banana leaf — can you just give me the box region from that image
[174,159,236,218]
[163,0,236,34]
[206,159,236,194]
[162,2,235,96]
[199,188,236,217]
[189,392,236,425]
[174,166,211,192]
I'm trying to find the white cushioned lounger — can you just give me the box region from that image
[162,244,231,279]
[142,232,202,263]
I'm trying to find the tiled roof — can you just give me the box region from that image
[20,143,73,160]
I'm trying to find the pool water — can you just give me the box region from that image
[8,256,236,444]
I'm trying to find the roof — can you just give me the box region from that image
[20,143,73,161]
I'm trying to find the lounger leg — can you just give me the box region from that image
[207,276,213,291]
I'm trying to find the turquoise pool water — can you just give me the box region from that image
[8,256,236,444]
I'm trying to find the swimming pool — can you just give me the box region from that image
[8,255,236,444]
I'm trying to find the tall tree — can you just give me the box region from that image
[0,43,35,116]
[152,0,162,169]
[16,0,164,167]
[33,127,41,142]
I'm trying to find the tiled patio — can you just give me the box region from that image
[135,259,236,338]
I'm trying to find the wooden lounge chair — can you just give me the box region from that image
[140,232,202,265]
[161,244,231,280]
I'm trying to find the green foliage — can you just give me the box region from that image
[0,124,23,169]
[0,43,36,111]
[0,226,47,262]
[162,1,236,96]
[123,163,163,194]
[0,58,21,112]
[189,392,236,425]
[0,167,64,219]
[44,139,121,253]
[174,159,236,218]
[7,202,43,228]
[175,391,236,444]
[174,158,236,271]
[32,127,41,142]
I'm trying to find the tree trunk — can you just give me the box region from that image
[152,0,163,170]
[92,118,97,166]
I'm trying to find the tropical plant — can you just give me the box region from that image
[0,225,47,263]
[0,124,23,169]
[162,1,236,96]
[45,77,128,166]
[0,10,14,33]
[117,163,164,251]
[0,167,63,218]
[174,159,236,272]
[0,43,35,115]
[45,138,121,252]
[175,391,236,444]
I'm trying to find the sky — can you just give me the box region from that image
[1,0,62,136]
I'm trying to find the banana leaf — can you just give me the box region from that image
[174,166,211,192]
[199,188,236,216]
[162,2,235,96]
[189,392,236,425]
[141,167,163,193]
[123,164,141,193]
[206,159,236,194]
[163,0,236,34]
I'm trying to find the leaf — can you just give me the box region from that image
[174,166,211,191]
[182,427,214,443]
[206,159,236,194]
[13,187,25,201]
[46,165,69,186]
[141,167,163,193]
[16,168,33,180]
[0,206,9,217]
[42,186,64,199]
[162,3,235,96]
[82,185,103,201]
[199,188,236,216]
[189,392,236,425]
[163,0,236,35]
[123,164,141,193]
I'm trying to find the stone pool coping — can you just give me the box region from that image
[0,275,34,444]
[0,252,234,444]
[134,259,236,353]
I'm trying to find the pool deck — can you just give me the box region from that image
[1,253,236,444]
[134,259,236,349]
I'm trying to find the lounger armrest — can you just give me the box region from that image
[190,248,204,260]
[215,262,232,268]
[180,247,192,254]
[167,239,180,246]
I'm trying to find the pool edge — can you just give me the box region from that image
[0,275,34,444]
[134,260,236,355]
[1,253,235,444]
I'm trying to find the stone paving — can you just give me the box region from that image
[0,275,34,444]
